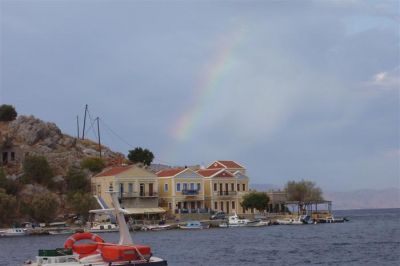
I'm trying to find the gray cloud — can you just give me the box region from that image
[1,0,398,191]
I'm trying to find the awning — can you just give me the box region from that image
[124,207,166,215]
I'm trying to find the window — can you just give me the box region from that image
[231,183,234,191]
[168,202,172,210]
[220,202,224,211]
[176,183,181,191]
[97,185,101,196]
[214,183,217,191]
[128,183,133,193]
[214,202,218,210]
[242,184,246,191]
[183,183,187,190]
[10,152,15,161]
[232,201,235,209]
[197,183,201,191]
[164,183,168,192]
[190,183,195,190]
[140,183,145,196]
[237,184,240,191]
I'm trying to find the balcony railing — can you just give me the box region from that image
[121,192,158,198]
[213,191,237,196]
[174,208,211,214]
[182,189,200,195]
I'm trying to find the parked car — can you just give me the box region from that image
[211,212,226,220]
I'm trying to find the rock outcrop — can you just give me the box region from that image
[0,115,124,176]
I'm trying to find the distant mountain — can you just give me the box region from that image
[324,188,400,210]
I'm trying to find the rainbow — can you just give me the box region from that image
[171,26,245,141]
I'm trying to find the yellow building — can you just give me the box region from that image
[198,160,250,215]
[157,168,205,215]
[91,165,165,217]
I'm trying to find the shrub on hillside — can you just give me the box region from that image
[65,166,90,193]
[0,188,18,226]
[81,157,105,173]
[0,168,21,195]
[29,192,59,223]
[0,104,17,121]
[68,192,97,221]
[23,155,53,185]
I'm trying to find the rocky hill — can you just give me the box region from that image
[0,115,124,177]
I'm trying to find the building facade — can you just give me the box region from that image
[91,165,165,217]
[157,168,205,215]
[198,160,250,215]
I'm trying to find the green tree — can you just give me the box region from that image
[0,104,17,121]
[29,192,59,223]
[127,147,154,166]
[81,157,106,173]
[0,167,21,195]
[0,188,18,226]
[285,180,324,202]
[65,166,90,193]
[241,191,270,212]
[23,155,53,184]
[69,192,97,221]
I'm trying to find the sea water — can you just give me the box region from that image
[0,208,399,266]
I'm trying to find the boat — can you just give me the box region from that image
[48,222,74,235]
[0,228,28,237]
[48,229,75,235]
[179,221,209,229]
[88,223,119,233]
[23,185,168,266]
[276,215,311,225]
[315,215,348,223]
[218,213,259,227]
[141,224,172,231]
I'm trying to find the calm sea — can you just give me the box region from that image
[1,208,399,266]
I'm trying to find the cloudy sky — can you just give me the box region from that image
[1,0,399,191]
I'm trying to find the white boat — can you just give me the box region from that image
[219,213,258,227]
[0,228,27,237]
[23,186,168,266]
[277,215,311,225]
[48,229,75,235]
[88,223,119,233]
[179,221,209,229]
[47,222,74,235]
[141,224,172,231]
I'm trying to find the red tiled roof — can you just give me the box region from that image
[157,168,185,177]
[197,169,221,177]
[95,165,133,177]
[197,169,234,178]
[207,160,244,169]
[214,170,235,178]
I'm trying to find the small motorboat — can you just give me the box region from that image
[0,228,28,237]
[277,215,311,225]
[88,223,119,233]
[23,185,167,266]
[179,221,209,230]
[219,213,254,227]
[141,224,172,231]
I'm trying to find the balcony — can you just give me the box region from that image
[121,192,158,198]
[213,191,237,197]
[182,189,200,195]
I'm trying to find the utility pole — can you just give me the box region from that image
[97,117,102,158]
[82,104,88,140]
[76,115,80,139]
